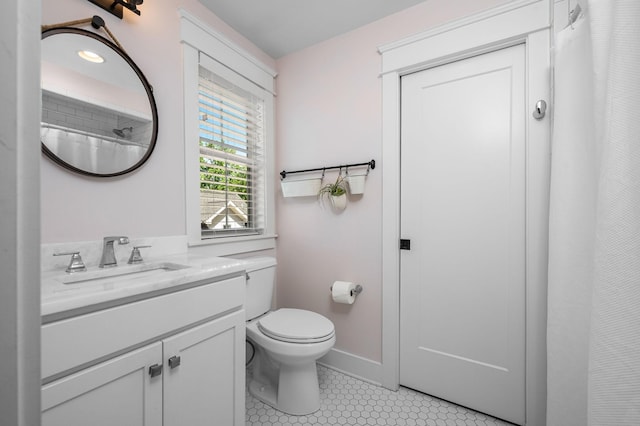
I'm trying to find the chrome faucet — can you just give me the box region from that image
[99,236,129,268]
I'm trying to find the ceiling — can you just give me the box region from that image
[198,0,427,59]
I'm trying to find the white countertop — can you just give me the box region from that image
[42,254,247,323]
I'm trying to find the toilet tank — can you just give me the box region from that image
[242,256,277,320]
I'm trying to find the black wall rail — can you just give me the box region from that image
[280,159,375,180]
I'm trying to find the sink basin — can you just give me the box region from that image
[60,262,191,286]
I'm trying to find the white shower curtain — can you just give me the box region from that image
[547,1,640,425]
[41,126,145,174]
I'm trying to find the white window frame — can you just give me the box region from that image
[180,9,277,255]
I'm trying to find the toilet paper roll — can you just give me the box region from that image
[332,281,356,305]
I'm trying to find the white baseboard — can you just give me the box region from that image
[318,348,383,386]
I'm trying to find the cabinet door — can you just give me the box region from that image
[163,310,245,426]
[42,342,163,426]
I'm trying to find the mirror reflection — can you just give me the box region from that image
[41,28,158,177]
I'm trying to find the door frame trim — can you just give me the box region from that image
[378,1,551,424]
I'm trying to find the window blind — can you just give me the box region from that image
[198,65,265,238]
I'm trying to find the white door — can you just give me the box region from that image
[400,45,526,425]
[42,342,163,426]
[163,311,245,426]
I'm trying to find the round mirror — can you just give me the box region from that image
[41,27,158,177]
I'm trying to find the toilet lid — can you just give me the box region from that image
[258,308,335,343]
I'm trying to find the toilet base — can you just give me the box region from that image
[249,358,321,415]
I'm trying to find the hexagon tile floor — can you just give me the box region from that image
[246,365,512,426]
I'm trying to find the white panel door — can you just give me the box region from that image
[42,342,163,426]
[163,311,245,426]
[400,44,526,425]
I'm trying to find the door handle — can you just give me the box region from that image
[148,363,163,378]
[400,239,411,250]
[168,355,181,369]
[532,100,547,120]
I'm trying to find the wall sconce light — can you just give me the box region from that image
[87,0,143,19]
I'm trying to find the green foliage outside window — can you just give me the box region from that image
[199,141,249,201]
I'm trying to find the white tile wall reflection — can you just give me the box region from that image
[246,365,512,426]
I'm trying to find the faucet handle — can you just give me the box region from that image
[53,251,87,273]
[128,245,151,264]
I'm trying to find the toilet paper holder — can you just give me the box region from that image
[330,283,363,297]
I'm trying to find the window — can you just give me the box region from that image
[181,10,276,252]
[198,66,264,238]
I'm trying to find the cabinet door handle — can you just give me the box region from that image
[148,364,163,378]
[168,355,181,369]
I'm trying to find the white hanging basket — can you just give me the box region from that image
[330,194,347,210]
[280,177,322,197]
[346,174,366,195]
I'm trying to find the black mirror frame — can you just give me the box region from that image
[41,27,158,178]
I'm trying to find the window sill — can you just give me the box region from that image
[187,233,277,257]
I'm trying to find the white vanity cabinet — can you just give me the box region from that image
[42,342,163,426]
[163,312,243,426]
[41,274,246,426]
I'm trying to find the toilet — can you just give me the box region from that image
[242,257,335,415]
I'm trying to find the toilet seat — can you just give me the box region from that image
[257,308,335,343]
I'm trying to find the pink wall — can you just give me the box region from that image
[41,0,275,243]
[42,0,511,364]
[275,0,510,363]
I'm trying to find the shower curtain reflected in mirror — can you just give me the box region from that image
[547,1,640,425]
[41,126,145,175]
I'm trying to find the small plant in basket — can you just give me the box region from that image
[318,175,348,210]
